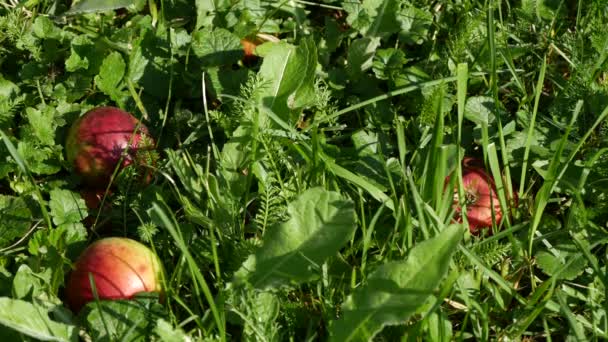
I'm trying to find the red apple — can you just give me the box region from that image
[66,106,155,188]
[449,158,503,235]
[66,237,164,312]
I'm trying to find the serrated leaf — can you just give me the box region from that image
[16,141,61,175]
[94,51,126,102]
[0,195,32,248]
[65,0,138,15]
[535,246,592,281]
[25,107,57,146]
[330,225,464,341]
[256,38,318,123]
[235,187,356,289]
[48,189,88,226]
[0,298,77,342]
[191,28,243,67]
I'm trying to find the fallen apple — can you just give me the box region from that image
[66,106,156,187]
[241,38,260,66]
[449,158,504,235]
[66,237,164,312]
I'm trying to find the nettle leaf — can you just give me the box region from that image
[235,187,356,289]
[16,141,61,175]
[330,224,464,341]
[25,106,57,146]
[398,4,433,45]
[0,195,32,248]
[535,251,588,281]
[94,51,126,103]
[191,28,243,67]
[256,38,318,124]
[0,297,77,342]
[49,189,88,226]
[347,37,381,78]
[83,296,164,342]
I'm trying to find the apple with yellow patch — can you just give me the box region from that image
[66,237,164,312]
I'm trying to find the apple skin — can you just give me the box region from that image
[449,158,503,235]
[240,38,260,66]
[66,107,155,187]
[66,237,164,312]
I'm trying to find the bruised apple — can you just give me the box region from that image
[66,106,155,187]
[66,237,164,312]
[449,158,504,235]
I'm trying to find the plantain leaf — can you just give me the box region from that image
[235,187,356,289]
[330,224,463,341]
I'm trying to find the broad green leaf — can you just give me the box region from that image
[49,189,88,226]
[372,48,408,81]
[12,265,48,300]
[32,17,62,40]
[206,67,251,97]
[84,297,163,342]
[256,38,318,124]
[94,52,126,103]
[153,319,189,342]
[235,187,356,289]
[366,0,400,37]
[344,0,400,36]
[330,224,464,341]
[15,141,61,175]
[64,35,105,74]
[0,195,32,248]
[191,28,243,67]
[65,0,138,15]
[398,5,433,45]
[0,75,19,98]
[464,96,496,125]
[347,37,381,78]
[0,297,77,342]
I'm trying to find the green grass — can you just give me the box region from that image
[0,0,608,340]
